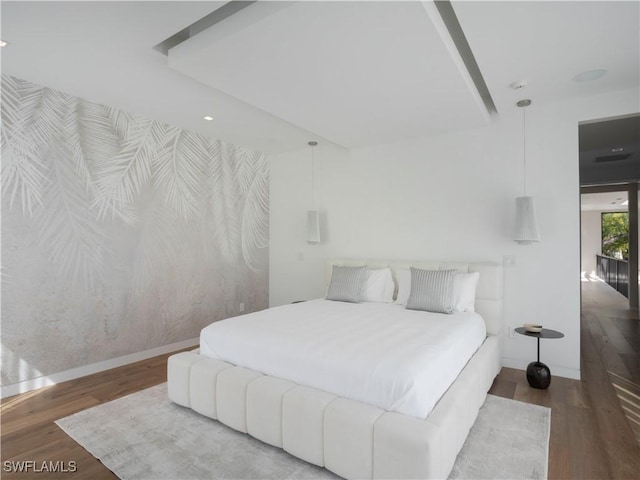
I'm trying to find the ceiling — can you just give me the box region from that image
[167,1,489,148]
[452,0,640,115]
[581,192,629,212]
[0,1,321,153]
[579,115,640,186]
[1,1,639,154]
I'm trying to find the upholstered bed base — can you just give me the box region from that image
[167,334,501,479]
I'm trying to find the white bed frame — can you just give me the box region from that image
[167,259,503,479]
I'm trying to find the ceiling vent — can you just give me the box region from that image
[594,153,632,163]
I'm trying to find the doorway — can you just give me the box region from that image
[581,188,635,303]
[578,115,640,449]
[579,114,640,309]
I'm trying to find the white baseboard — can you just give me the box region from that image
[1,338,199,399]
[502,357,581,381]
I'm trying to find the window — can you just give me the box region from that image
[601,212,629,260]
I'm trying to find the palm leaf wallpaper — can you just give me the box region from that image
[1,75,269,386]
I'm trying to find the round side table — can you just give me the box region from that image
[514,327,564,389]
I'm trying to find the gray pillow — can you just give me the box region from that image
[406,268,456,314]
[326,265,367,303]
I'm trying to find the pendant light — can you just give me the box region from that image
[307,141,321,244]
[514,99,541,244]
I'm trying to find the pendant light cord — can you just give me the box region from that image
[522,106,527,196]
[311,146,315,209]
[307,140,318,209]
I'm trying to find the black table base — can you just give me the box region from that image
[526,361,551,389]
[515,327,564,390]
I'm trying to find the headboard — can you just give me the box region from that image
[326,259,504,336]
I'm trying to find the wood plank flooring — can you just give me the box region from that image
[488,278,640,479]
[1,350,188,479]
[2,279,640,479]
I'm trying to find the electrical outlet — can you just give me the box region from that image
[503,255,516,267]
[239,302,245,312]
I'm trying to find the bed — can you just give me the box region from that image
[167,259,503,479]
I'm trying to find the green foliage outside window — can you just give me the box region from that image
[601,212,629,260]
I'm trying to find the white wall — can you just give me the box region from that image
[581,210,602,277]
[269,87,639,380]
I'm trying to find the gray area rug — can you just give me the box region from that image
[56,384,549,480]
[449,394,550,479]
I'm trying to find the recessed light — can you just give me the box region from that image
[203,115,214,121]
[573,69,607,83]
[0,40,9,47]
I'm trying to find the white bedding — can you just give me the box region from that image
[199,299,486,418]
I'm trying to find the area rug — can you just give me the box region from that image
[56,384,550,480]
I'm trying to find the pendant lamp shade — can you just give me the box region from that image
[306,141,321,244]
[514,196,540,244]
[306,210,321,244]
[514,98,540,244]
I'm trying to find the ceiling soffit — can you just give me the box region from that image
[166,1,492,149]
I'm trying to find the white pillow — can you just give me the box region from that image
[395,269,411,305]
[361,268,395,303]
[395,269,480,312]
[453,272,480,312]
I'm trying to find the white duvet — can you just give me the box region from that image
[199,299,486,418]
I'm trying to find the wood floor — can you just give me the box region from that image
[2,280,640,479]
[489,277,640,479]
[0,350,189,480]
